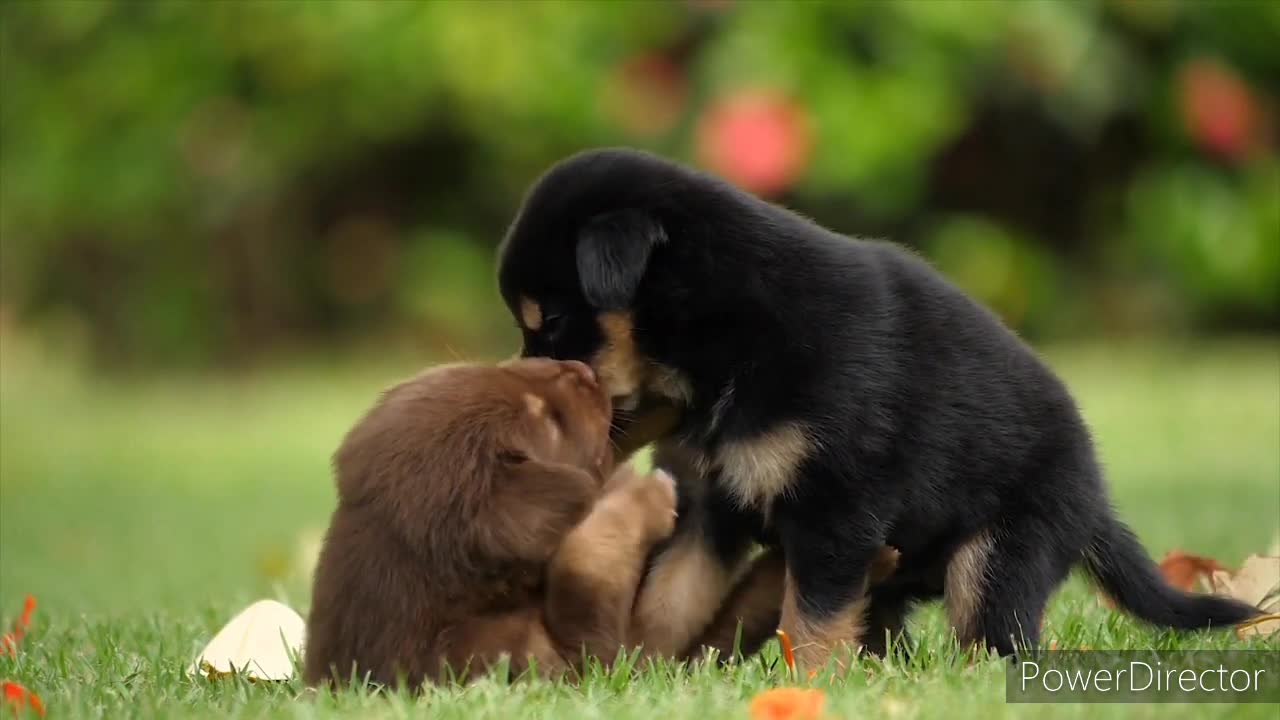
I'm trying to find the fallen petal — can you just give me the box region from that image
[749,687,826,720]
[2,681,45,718]
[191,599,306,681]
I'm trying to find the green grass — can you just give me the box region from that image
[1,337,1278,718]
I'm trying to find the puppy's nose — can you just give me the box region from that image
[561,360,596,385]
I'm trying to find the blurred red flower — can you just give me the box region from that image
[1178,58,1259,161]
[696,89,812,196]
[0,596,35,658]
[2,682,45,718]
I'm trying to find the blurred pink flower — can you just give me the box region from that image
[1178,58,1259,161]
[696,89,812,196]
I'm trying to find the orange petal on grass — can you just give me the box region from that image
[775,629,796,675]
[2,681,46,718]
[17,597,35,631]
[749,687,826,720]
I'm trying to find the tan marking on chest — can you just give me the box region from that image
[705,423,816,509]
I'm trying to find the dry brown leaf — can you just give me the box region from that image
[1210,554,1280,611]
[1159,549,1231,592]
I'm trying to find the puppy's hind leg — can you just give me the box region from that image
[682,548,786,663]
[545,467,677,667]
[630,445,759,658]
[861,587,916,659]
[945,523,1073,657]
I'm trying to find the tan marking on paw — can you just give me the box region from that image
[780,570,868,671]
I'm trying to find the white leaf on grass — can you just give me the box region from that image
[190,599,306,681]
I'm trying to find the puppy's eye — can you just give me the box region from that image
[549,406,567,429]
[542,314,566,337]
[498,449,528,465]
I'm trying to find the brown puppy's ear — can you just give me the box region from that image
[576,209,666,310]
[482,450,601,563]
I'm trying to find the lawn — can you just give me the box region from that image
[1,336,1277,719]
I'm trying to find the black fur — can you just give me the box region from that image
[497,147,1260,656]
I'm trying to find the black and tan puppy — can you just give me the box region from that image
[496,148,1259,668]
[304,359,676,688]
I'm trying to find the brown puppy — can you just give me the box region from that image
[304,359,676,688]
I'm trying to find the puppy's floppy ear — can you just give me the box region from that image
[575,208,666,310]
[486,449,601,562]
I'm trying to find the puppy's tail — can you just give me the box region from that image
[1081,515,1260,630]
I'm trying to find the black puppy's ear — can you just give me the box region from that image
[575,209,666,310]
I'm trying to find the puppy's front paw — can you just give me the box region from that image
[626,469,678,542]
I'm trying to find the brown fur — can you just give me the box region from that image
[634,532,738,657]
[629,443,751,657]
[682,549,787,662]
[682,545,901,663]
[304,359,674,688]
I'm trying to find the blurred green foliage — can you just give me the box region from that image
[1,0,1276,367]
